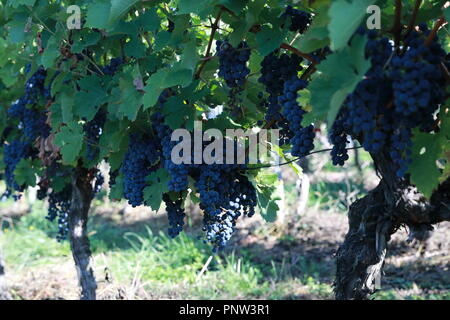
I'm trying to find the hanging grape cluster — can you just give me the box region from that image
[259,51,316,156]
[192,163,257,250]
[163,193,186,238]
[279,76,315,157]
[216,40,251,117]
[146,91,258,248]
[122,133,160,207]
[3,67,51,198]
[329,26,447,177]
[259,52,304,145]
[282,5,312,33]
[2,140,32,198]
[84,110,107,161]
[46,186,72,242]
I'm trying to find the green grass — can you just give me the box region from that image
[1,200,446,300]
[373,289,450,300]
[1,207,335,299]
[1,205,71,269]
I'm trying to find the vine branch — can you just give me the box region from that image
[425,16,447,46]
[300,63,317,81]
[406,0,422,35]
[393,0,403,48]
[280,43,317,65]
[195,9,223,79]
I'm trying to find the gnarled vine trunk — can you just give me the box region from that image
[69,167,97,300]
[0,249,11,300]
[335,152,450,300]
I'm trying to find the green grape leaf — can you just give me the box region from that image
[309,34,370,126]
[444,6,450,23]
[409,132,446,198]
[293,3,331,53]
[179,38,199,72]
[328,0,377,50]
[14,159,40,187]
[143,66,193,109]
[50,102,63,129]
[59,90,75,123]
[228,21,250,47]
[41,36,60,68]
[108,20,139,36]
[109,144,128,172]
[256,184,280,223]
[71,31,101,53]
[143,70,167,108]
[0,63,19,87]
[137,8,161,32]
[441,151,450,184]
[254,171,283,223]
[50,175,69,193]
[85,0,112,29]
[7,0,35,8]
[296,27,329,53]
[154,31,171,51]
[6,17,28,43]
[163,95,196,130]
[109,0,139,24]
[0,38,12,67]
[143,169,170,211]
[219,0,248,15]
[54,121,84,165]
[178,0,217,17]
[256,24,286,56]
[124,35,146,59]
[109,174,124,200]
[165,66,194,88]
[99,120,129,157]
[189,190,201,205]
[328,0,376,51]
[109,74,143,121]
[74,75,108,121]
[409,109,450,198]
[51,72,70,97]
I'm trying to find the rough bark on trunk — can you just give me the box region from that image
[0,249,11,300]
[335,152,450,300]
[69,167,96,300]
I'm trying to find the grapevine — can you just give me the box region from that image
[0,0,448,301]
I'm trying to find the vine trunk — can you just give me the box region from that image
[335,152,450,299]
[69,167,97,300]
